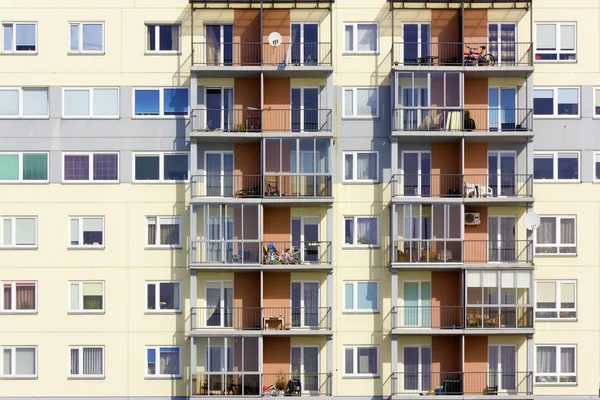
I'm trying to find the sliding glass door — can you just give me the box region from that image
[488,152,516,197]
[292,87,319,132]
[403,281,431,327]
[291,281,319,328]
[291,23,318,65]
[205,25,233,66]
[205,281,233,328]
[205,152,234,197]
[206,87,234,131]
[291,346,319,393]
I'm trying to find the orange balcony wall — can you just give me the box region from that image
[263,272,292,325]
[464,10,488,45]
[263,208,291,243]
[464,206,488,263]
[463,142,488,175]
[234,9,261,65]
[431,271,462,328]
[263,78,291,132]
[464,336,489,393]
[432,336,462,377]
[262,10,291,65]
[465,78,489,131]
[431,142,460,196]
[234,272,261,329]
[234,78,261,128]
[263,337,291,374]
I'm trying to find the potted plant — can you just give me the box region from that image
[357,236,369,245]
[18,301,32,310]
[274,369,287,395]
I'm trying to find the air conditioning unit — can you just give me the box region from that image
[464,212,481,226]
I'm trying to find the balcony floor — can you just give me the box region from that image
[391,395,533,400]
[390,196,534,205]
[189,328,332,337]
[392,64,534,78]
[189,263,333,271]
[391,327,535,336]
[191,65,333,78]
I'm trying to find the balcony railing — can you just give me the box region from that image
[393,240,533,264]
[190,307,332,331]
[191,42,333,67]
[392,42,533,67]
[391,371,533,395]
[190,240,332,266]
[391,174,533,198]
[191,174,262,198]
[391,306,464,330]
[191,108,333,133]
[263,174,332,198]
[191,372,332,396]
[465,306,533,329]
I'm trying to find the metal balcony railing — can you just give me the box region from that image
[391,174,533,198]
[190,307,332,331]
[391,306,464,330]
[392,107,533,132]
[391,371,533,395]
[263,174,332,198]
[465,306,533,329]
[191,174,262,198]
[392,42,533,67]
[191,42,333,67]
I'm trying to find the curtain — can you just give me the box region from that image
[560,218,575,244]
[356,217,377,245]
[344,154,353,180]
[304,347,319,391]
[161,348,180,374]
[344,348,353,374]
[83,348,103,375]
[358,347,376,374]
[488,347,499,387]
[403,347,418,391]
[3,349,11,375]
[537,217,556,244]
[304,282,319,327]
[421,347,431,391]
[15,283,35,310]
[206,26,219,65]
[3,284,11,310]
[560,347,575,373]
[206,287,221,327]
[70,348,79,375]
[147,220,156,245]
[160,223,179,245]
[344,26,353,52]
[536,347,556,373]
[501,347,516,391]
[357,153,376,180]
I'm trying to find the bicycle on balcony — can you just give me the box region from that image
[464,45,496,66]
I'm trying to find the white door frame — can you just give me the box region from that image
[290,23,319,64]
[488,344,517,392]
[402,345,432,392]
[204,151,234,197]
[400,22,432,62]
[487,22,517,65]
[291,87,320,132]
[401,280,431,327]
[291,280,320,328]
[487,150,517,197]
[204,280,234,328]
[488,87,518,132]
[401,150,431,196]
[204,87,234,130]
[488,215,517,262]
[291,345,320,394]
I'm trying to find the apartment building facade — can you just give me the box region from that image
[0,0,596,399]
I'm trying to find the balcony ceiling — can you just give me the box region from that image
[190,0,334,9]
[389,0,531,9]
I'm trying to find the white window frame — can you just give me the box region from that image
[62,152,120,183]
[342,151,379,183]
[343,345,379,377]
[145,346,182,378]
[0,152,49,183]
[488,345,518,393]
[343,281,379,313]
[62,87,120,119]
[593,88,600,119]
[343,23,379,54]
[402,345,432,392]
[145,281,182,313]
[145,24,181,54]
[343,216,379,248]
[0,87,49,119]
[68,22,105,54]
[0,216,38,249]
[68,216,105,249]
[68,346,105,378]
[533,151,580,182]
[132,87,189,118]
[534,22,576,62]
[533,87,580,118]
[535,280,577,321]
[535,344,577,385]
[69,281,105,314]
[145,216,182,248]
[594,151,600,182]
[0,346,37,378]
[1,22,38,54]
[342,87,379,119]
[132,152,190,183]
[534,215,577,255]
[0,281,37,313]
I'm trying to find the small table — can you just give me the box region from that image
[263,316,284,330]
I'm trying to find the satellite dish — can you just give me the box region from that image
[524,211,541,231]
[268,32,282,47]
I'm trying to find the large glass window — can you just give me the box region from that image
[344,281,379,312]
[343,87,378,118]
[343,151,378,182]
[533,87,579,117]
[535,280,576,320]
[0,88,48,118]
[69,23,103,53]
[344,23,378,53]
[535,216,576,254]
[344,346,378,376]
[2,23,36,53]
[1,216,37,248]
[146,281,181,312]
[69,281,104,312]
[0,347,37,378]
[344,216,378,247]
[533,151,579,181]
[0,153,48,182]
[69,347,104,377]
[146,346,181,377]
[535,345,576,384]
[133,153,188,182]
[535,23,576,61]
[63,88,118,118]
[146,25,180,53]
[133,88,189,117]
[1,282,36,312]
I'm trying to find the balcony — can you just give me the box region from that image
[391,174,533,200]
[392,306,464,331]
[263,175,332,200]
[393,240,533,265]
[190,306,332,333]
[191,174,262,198]
[392,107,533,134]
[391,371,533,397]
[191,372,332,397]
[191,108,333,135]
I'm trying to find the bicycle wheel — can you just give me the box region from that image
[482,54,496,66]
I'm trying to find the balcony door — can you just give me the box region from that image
[291,281,319,328]
[489,87,517,132]
[488,216,516,262]
[292,216,319,263]
[488,345,517,392]
[205,25,233,66]
[292,87,319,132]
[402,151,431,196]
[488,23,517,66]
[488,152,516,197]
[403,281,431,328]
[291,23,318,65]
[403,346,431,392]
[205,281,234,328]
[208,214,234,262]
[205,152,234,197]
[291,346,319,394]
[205,87,234,131]
[402,23,431,66]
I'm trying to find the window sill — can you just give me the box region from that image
[132,180,189,184]
[0,180,49,184]
[342,310,380,315]
[342,116,379,120]
[534,382,577,387]
[68,246,105,250]
[0,51,38,56]
[535,318,577,322]
[533,116,580,119]
[342,374,380,379]
[343,180,379,184]
[343,245,380,249]
[145,246,183,250]
[0,246,38,250]
[67,51,105,56]
[144,51,182,56]
[342,51,379,56]
[0,116,49,120]
[61,116,119,120]
[145,376,182,380]
[132,115,189,119]
[68,375,105,380]
[68,311,105,315]
[534,60,577,64]
[0,311,37,315]
[0,375,37,380]
[145,310,182,315]
[534,253,577,257]
[62,181,120,184]
[533,180,581,184]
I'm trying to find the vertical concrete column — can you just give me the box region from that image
[391,139,398,177]
[190,205,197,265]
[390,269,399,395]
[190,336,196,396]
[326,335,333,395]
[190,140,198,176]
[391,269,398,324]
[527,334,534,394]
[327,205,333,265]
[391,336,398,395]
[189,270,198,393]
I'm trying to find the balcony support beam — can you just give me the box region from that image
[391,335,398,394]
[326,335,333,394]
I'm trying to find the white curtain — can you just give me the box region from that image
[501,347,516,390]
[206,287,221,327]
[344,26,353,52]
[161,349,180,375]
[344,154,353,180]
[357,153,376,180]
[83,347,103,375]
[560,218,575,244]
[560,347,575,373]
[537,217,556,244]
[536,347,556,374]
[357,217,377,245]
[70,348,79,375]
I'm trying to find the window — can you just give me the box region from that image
[63,152,119,182]
[535,23,576,61]
[69,217,104,248]
[133,88,189,117]
[344,346,379,377]
[63,88,119,118]
[0,347,36,378]
[343,87,378,118]
[1,216,37,248]
[0,88,48,118]
[0,153,48,182]
[535,216,576,255]
[343,151,378,182]
[133,153,189,182]
[69,22,104,53]
[146,217,182,248]
[536,281,576,320]
[344,23,378,53]
[69,346,104,378]
[146,346,181,378]
[69,282,104,313]
[594,152,600,181]
[535,345,576,384]
[344,216,378,247]
[594,89,600,118]
[146,24,180,53]
[146,281,181,312]
[533,87,579,117]
[1,282,36,312]
[2,23,37,53]
[344,281,379,312]
[533,152,579,181]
